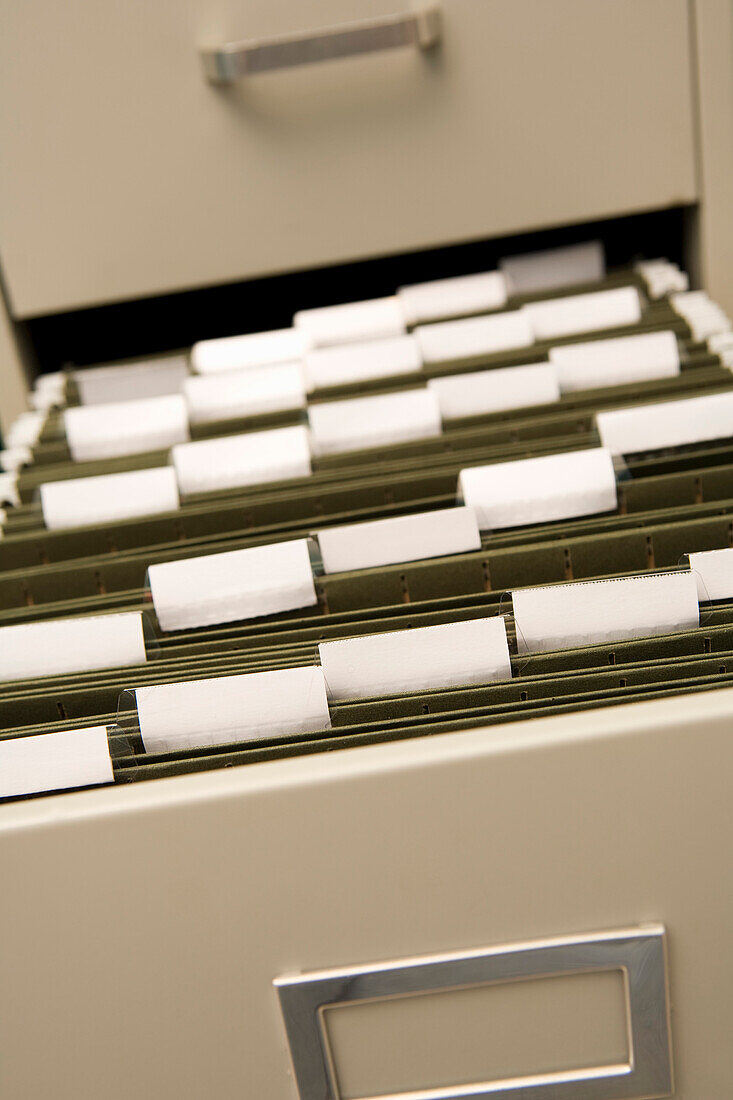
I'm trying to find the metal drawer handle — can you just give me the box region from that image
[199,7,441,83]
[275,925,673,1100]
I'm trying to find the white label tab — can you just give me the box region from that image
[191,327,312,374]
[30,371,66,411]
[308,388,442,456]
[172,424,312,495]
[549,330,680,393]
[672,291,731,341]
[149,539,317,632]
[459,448,617,531]
[314,506,477,576]
[428,363,560,420]
[522,286,641,341]
[414,310,534,365]
[0,473,19,507]
[635,259,689,299]
[709,331,733,354]
[0,446,32,473]
[75,356,189,405]
[33,371,65,397]
[294,296,406,347]
[63,394,189,462]
[303,335,422,391]
[512,572,700,654]
[136,666,331,753]
[7,411,45,448]
[319,617,512,701]
[0,727,114,800]
[398,271,508,326]
[500,241,605,294]
[41,466,180,530]
[184,363,306,425]
[317,507,480,574]
[0,612,146,682]
[597,391,733,455]
[688,547,733,601]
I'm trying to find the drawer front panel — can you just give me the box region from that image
[0,689,732,1097]
[0,0,696,315]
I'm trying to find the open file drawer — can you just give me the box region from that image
[0,686,730,1098]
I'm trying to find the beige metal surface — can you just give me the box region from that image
[0,288,30,438]
[691,0,733,318]
[1,688,732,1098]
[0,0,697,316]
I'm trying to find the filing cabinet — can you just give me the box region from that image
[1,3,733,1098]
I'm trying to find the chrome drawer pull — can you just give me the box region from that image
[275,925,673,1100]
[199,7,441,83]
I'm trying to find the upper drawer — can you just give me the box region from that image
[0,0,696,317]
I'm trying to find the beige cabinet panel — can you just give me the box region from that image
[0,293,30,436]
[692,0,733,318]
[1,688,732,1097]
[0,0,696,316]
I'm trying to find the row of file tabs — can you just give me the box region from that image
[1,240,733,802]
